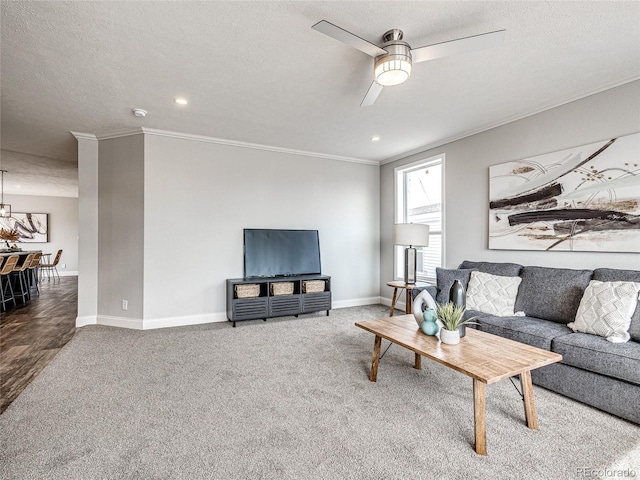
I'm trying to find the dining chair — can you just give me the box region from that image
[11,253,34,304]
[0,257,4,310]
[40,249,62,282]
[0,255,19,311]
[27,251,42,296]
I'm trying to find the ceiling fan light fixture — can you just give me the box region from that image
[374,42,412,87]
[375,59,411,86]
[312,21,505,106]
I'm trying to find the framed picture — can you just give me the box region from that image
[0,213,49,243]
[489,133,640,252]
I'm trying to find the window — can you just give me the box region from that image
[394,155,443,283]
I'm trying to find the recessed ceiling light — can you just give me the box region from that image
[132,108,147,117]
[174,98,188,105]
[371,136,380,142]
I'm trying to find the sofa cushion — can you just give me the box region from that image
[434,268,476,304]
[463,309,488,323]
[466,271,522,316]
[551,333,640,386]
[458,260,522,277]
[473,314,572,351]
[411,285,438,302]
[568,280,640,343]
[514,266,592,324]
[593,268,640,342]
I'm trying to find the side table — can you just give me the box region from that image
[386,280,430,316]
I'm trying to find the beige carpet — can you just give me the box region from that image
[1,305,638,479]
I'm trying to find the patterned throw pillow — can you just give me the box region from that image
[466,271,522,316]
[568,280,640,343]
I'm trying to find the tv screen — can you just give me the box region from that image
[244,229,321,278]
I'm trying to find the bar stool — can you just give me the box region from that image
[0,255,19,311]
[0,257,4,310]
[11,253,34,304]
[40,249,62,282]
[27,252,42,297]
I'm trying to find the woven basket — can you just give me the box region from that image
[235,284,260,299]
[303,280,325,293]
[270,282,294,296]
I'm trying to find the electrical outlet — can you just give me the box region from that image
[121,300,128,311]
[61,263,66,269]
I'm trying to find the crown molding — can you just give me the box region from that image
[74,127,377,165]
[70,131,98,141]
[95,128,144,140]
[139,128,378,165]
[381,75,640,165]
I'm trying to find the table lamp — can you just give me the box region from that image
[393,223,430,284]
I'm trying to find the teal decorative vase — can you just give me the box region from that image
[421,308,439,335]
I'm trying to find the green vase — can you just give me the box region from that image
[421,308,439,335]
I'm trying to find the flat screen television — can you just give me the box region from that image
[244,229,321,278]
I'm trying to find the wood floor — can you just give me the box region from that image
[0,276,77,414]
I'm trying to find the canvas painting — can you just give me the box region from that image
[489,133,640,252]
[0,213,49,243]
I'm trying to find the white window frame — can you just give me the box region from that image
[393,154,445,284]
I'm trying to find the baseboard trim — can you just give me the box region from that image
[59,271,78,277]
[380,296,406,312]
[142,312,227,330]
[84,298,386,331]
[40,271,78,279]
[96,315,144,330]
[90,313,228,330]
[332,297,381,309]
[76,315,97,327]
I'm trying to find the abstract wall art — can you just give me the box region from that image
[0,213,49,243]
[489,133,640,252]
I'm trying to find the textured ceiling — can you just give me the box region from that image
[1,1,640,196]
[0,150,78,197]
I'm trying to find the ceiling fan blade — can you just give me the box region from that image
[361,82,383,107]
[411,29,506,63]
[312,20,387,57]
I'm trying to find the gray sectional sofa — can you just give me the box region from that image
[414,260,640,424]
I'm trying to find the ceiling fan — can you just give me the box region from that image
[311,20,505,107]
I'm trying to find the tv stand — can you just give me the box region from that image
[226,275,331,327]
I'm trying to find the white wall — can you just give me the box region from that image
[3,193,78,274]
[142,133,380,327]
[84,80,639,328]
[98,134,145,320]
[380,80,640,298]
[76,135,98,325]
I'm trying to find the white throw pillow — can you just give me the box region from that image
[568,280,640,343]
[466,271,522,316]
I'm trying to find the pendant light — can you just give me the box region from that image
[0,170,11,218]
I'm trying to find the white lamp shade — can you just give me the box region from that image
[393,223,430,247]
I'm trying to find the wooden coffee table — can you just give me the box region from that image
[355,314,562,455]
